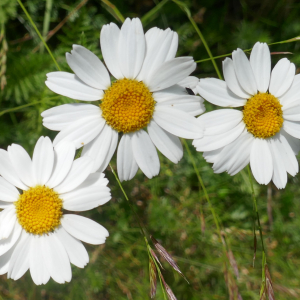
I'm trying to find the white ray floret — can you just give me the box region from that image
[42,18,205,181]
[0,137,111,285]
[195,42,300,189]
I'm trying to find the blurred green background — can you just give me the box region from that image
[1,0,300,299]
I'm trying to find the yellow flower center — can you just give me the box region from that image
[243,93,283,139]
[15,186,63,235]
[100,78,155,133]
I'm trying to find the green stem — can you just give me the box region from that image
[41,0,53,53]
[182,140,224,249]
[109,164,148,239]
[101,0,125,23]
[17,0,61,71]
[172,0,222,79]
[141,0,169,25]
[110,164,170,298]
[147,242,168,300]
[247,166,266,255]
[0,97,59,117]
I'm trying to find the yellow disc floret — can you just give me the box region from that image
[15,186,63,235]
[243,93,283,139]
[100,78,155,133]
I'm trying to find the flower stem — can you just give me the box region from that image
[17,0,61,71]
[247,166,266,255]
[171,0,222,80]
[247,165,267,296]
[182,140,225,251]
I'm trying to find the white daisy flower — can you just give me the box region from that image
[194,42,300,189]
[0,136,111,285]
[42,18,205,181]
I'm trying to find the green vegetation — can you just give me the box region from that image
[1,0,300,299]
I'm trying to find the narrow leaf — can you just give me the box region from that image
[149,257,157,299]
[161,275,178,300]
[151,235,188,283]
[265,265,275,300]
[150,248,164,269]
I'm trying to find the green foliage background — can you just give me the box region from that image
[1,0,300,299]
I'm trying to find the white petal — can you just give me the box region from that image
[222,57,250,98]
[197,78,247,107]
[53,116,105,149]
[47,141,76,188]
[193,121,245,152]
[0,206,16,239]
[196,109,243,136]
[278,74,300,106]
[177,76,199,94]
[42,233,72,284]
[203,148,223,163]
[232,48,257,95]
[100,22,123,79]
[0,176,19,202]
[0,223,22,256]
[54,156,94,194]
[211,130,253,175]
[42,103,101,131]
[282,103,300,121]
[131,130,160,179]
[118,18,145,79]
[81,124,118,173]
[276,132,298,176]
[0,242,17,275]
[62,173,111,211]
[250,42,271,93]
[137,28,178,82]
[8,231,30,280]
[269,58,295,98]
[46,72,104,101]
[29,235,50,285]
[0,202,14,209]
[250,138,273,185]
[283,120,300,139]
[117,134,138,182]
[155,93,205,117]
[66,45,110,90]
[148,120,183,164]
[153,106,204,139]
[32,137,54,186]
[56,226,89,268]
[0,150,28,190]
[281,130,300,155]
[146,57,196,92]
[61,214,109,245]
[269,137,287,189]
[8,144,33,187]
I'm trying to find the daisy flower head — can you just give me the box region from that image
[194,42,300,189]
[0,137,111,285]
[42,18,205,181]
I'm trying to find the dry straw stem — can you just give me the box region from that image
[196,37,300,64]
